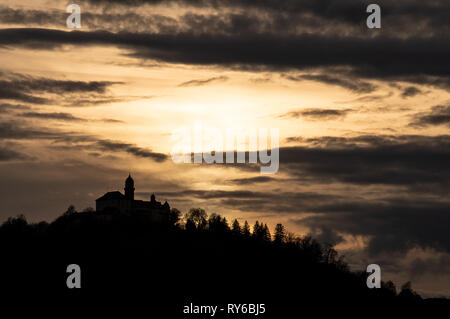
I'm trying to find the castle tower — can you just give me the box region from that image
[124,174,135,200]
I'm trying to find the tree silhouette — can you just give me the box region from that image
[208,213,229,232]
[263,223,271,242]
[0,214,28,237]
[0,205,445,316]
[274,223,285,245]
[185,208,207,230]
[381,280,397,297]
[299,235,323,263]
[242,220,251,238]
[252,221,261,239]
[398,282,422,301]
[64,205,77,216]
[231,219,241,234]
[185,218,196,231]
[168,208,181,226]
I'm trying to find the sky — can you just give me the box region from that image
[0,0,449,297]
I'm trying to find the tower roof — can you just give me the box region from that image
[125,173,134,185]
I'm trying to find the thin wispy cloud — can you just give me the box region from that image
[178,76,229,87]
[280,108,352,120]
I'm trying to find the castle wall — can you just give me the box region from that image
[96,199,133,214]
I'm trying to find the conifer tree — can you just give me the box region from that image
[232,219,241,234]
[263,223,271,242]
[242,221,251,237]
[253,221,261,238]
[274,223,286,244]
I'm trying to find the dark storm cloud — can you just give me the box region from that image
[62,97,131,107]
[48,140,167,162]
[0,71,151,107]
[182,134,449,190]
[2,0,449,39]
[308,227,344,246]
[280,135,450,188]
[58,138,167,162]
[409,254,450,279]
[82,0,450,44]
[160,188,343,213]
[163,189,267,199]
[1,29,449,85]
[401,86,423,98]
[227,176,275,184]
[0,6,57,25]
[0,72,123,105]
[392,75,450,91]
[0,121,62,140]
[297,196,450,255]
[0,120,167,162]
[0,73,120,94]
[178,76,228,87]
[335,92,394,104]
[410,105,450,128]
[84,0,450,27]
[95,140,168,162]
[19,111,125,123]
[0,103,31,113]
[0,6,179,33]
[280,108,352,120]
[0,6,277,36]
[20,112,86,122]
[272,133,450,256]
[284,74,377,94]
[0,6,279,35]
[0,145,28,161]
[99,118,126,123]
[0,86,49,104]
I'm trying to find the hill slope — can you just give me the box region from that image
[0,208,448,316]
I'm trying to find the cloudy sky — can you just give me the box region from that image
[0,0,449,297]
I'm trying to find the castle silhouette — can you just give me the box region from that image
[96,174,170,215]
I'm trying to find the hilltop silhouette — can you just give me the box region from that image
[1,200,449,316]
[96,174,171,215]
